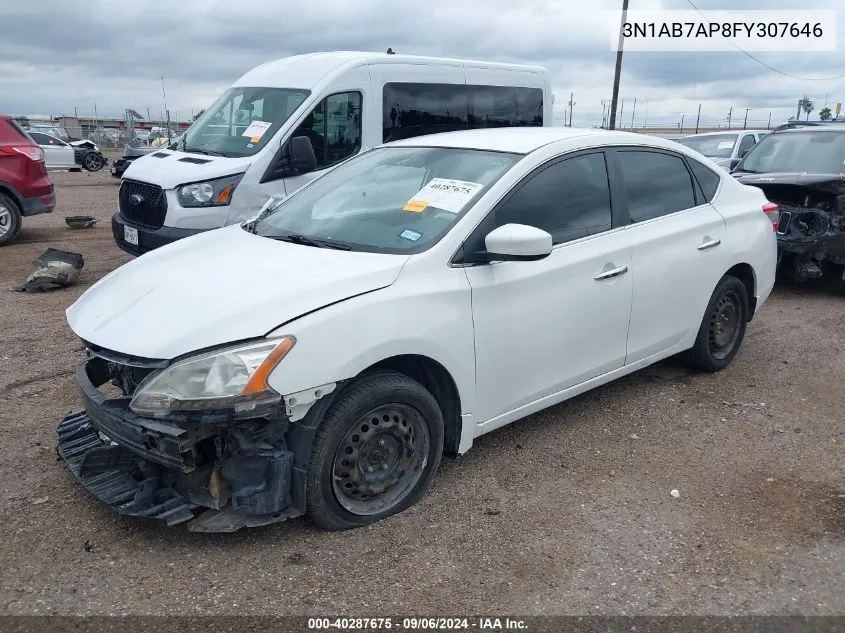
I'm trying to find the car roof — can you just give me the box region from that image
[381,127,692,154]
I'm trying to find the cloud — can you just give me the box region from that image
[1,0,842,129]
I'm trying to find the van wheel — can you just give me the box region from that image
[0,194,22,246]
[682,276,749,372]
[305,370,444,531]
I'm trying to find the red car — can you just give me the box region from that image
[0,115,56,245]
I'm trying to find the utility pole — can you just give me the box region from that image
[643,99,648,128]
[93,100,98,134]
[727,107,733,128]
[74,106,78,118]
[679,114,685,134]
[695,103,701,134]
[619,100,625,128]
[743,108,750,129]
[767,111,772,129]
[568,92,575,127]
[608,0,629,130]
[601,100,607,128]
[630,98,637,129]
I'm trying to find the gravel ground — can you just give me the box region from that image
[0,171,843,616]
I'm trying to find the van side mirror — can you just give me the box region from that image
[261,136,317,182]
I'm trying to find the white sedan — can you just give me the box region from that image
[59,127,778,532]
[27,131,77,170]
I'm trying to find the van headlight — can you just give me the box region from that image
[177,173,244,207]
[129,337,295,418]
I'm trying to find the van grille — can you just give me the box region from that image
[119,180,167,229]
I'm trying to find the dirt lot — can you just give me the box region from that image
[0,171,843,616]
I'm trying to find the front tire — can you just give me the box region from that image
[683,275,749,372]
[82,151,104,172]
[0,194,22,246]
[306,370,444,531]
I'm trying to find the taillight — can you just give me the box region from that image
[0,145,44,161]
[762,202,779,232]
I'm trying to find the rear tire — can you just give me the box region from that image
[0,194,22,246]
[305,370,444,531]
[682,275,749,372]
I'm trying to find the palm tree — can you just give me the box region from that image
[819,107,832,121]
[802,98,814,120]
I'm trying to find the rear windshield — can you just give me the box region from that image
[739,130,845,174]
[677,134,738,158]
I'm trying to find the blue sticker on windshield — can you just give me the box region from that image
[399,229,422,242]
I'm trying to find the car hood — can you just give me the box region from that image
[122,149,253,190]
[66,226,409,359]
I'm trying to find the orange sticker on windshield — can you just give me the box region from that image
[250,136,261,143]
[403,199,428,213]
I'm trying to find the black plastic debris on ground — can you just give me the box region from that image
[10,249,84,293]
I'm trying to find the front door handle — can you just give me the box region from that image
[594,264,629,280]
[697,237,721,251]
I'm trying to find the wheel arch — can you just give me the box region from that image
[0,181,23,209]
[724,262,757,320]
[361,354,463,455]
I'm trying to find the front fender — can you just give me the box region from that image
[264,270,476,418]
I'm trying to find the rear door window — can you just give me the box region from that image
[616,150,697,222]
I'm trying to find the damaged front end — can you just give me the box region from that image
[57,344,333,532]
[736,174,845,284]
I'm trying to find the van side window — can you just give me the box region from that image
[382,83,544,143]
[467,86,544,128]
[291,91,363,170]
[383,83,469,143]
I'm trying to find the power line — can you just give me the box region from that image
[684,0,845,81]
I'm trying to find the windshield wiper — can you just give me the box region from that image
[266,233,351,250]
[184,146,227,157]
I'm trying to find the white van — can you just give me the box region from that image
[112,51,553,255]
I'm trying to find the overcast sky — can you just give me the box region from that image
[1,0,842,129]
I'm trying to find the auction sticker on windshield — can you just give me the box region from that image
[717,141,734,149]
[241,120,272,142]
[403,178,484,214]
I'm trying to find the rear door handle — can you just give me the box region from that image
[594,264,629,280]
[697,238,721,251]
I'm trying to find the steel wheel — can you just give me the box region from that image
[331,403,431,516]
[708,289,741,360]
[0,203,10,238]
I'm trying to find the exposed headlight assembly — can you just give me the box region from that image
[129,337,295,418]
[177,173,244,207]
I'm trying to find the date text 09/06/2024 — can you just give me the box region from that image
[307,618,528,630]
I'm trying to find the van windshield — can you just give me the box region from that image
[181,87,310,158]
[252,146,521,254]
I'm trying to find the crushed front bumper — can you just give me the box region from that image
[57,356,300,532]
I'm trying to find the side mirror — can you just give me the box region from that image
[729,158,742,172]
[484,224,553,261]
[262,136,317,182]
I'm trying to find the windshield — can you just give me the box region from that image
[677,134,738,158]
[181,87,310,158]
[739,130,845,174]
[253,146,521,253]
